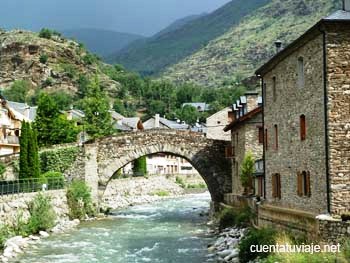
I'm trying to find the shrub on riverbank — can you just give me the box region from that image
[175,176,186,188]
[26,193,56,234]
[0,225,14,250]
[66,180,95,220]
[239,227,277,263]
[217,206,253,230]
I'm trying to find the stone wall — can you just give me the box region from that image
[263,33,328,214]
[0,154,19,180]
[326,24,350,215]
[101,175,185,210]
[318,218,350,244]
[0,190,69,227]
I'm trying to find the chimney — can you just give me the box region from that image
[155,114,160,128]
[245,91,260,112]
[344,0,350,11]
[275,40,282,53]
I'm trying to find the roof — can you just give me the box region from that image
[110,111,125,121]
[224,106,262,132]
[67,109,85,120]
[143,116,189,130]
[256,9,350,76]
[7,101,37,121]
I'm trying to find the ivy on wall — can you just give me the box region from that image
[40,147,80,173]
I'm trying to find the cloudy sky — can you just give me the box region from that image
[0,0,231,36]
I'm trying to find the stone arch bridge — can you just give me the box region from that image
[66,130,232,208]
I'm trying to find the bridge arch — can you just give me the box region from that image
[70,130,232,206]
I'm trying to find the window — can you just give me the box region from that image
[297,57,304,88]
[300,115,306,140]
[272,173,281,199]
[272,77,277,101]
[274,124,278,150]
[258,127,264,144]
[265,129,268,151]
[297,171,311,197]
[263,83,267,105]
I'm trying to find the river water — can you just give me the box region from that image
[15,192,215,263]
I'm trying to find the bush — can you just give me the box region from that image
[39,54,48,64]
[239,227,277,263]
[60,63,77,79]
[26,193,56,234]
[0,225,14,250]
[39,28,52,39]
[40,147,79,174]
[42,77,53,87]
[175,176,186,188]
[41,171,65,189]
[66,180,95,220]
[217,207,236,230]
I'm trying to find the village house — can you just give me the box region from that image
[255,1,350,237]
[223,92,263,205]
[182,102,210,112]
[143,114,189,130]
[0,97,35,155]
[206,107,233,141]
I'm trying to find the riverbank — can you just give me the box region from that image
[0,173,209,262]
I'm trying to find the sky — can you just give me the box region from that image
[0,0,231,36]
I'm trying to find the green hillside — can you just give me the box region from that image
[62,29,144,57]
[108,0,271,76]
[163,0,340,87]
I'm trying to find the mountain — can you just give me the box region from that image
[163,0,341,87]
[153,14,206,37]
[0,29,120,96]
[61,29,144,57]
[108,0,271,76]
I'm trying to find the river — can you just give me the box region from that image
[15,192,215,263]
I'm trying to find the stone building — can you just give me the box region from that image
[223,92,263,205]
[206,107,233,141]
[255,2,350,235]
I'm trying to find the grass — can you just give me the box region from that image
[152,190,170,197]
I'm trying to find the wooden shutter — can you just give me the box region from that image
[272,174,277,198]
[297,172,303,196]
[306,171,311,197]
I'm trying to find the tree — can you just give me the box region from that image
[240,151,255,194]
[176,105,198,126]
[2,80,30,102]
[133,156,147,176]
[80,76,115,138]
[34,93,79,146]
[27,125,40,178]
[19,122,40,178]
[19,122,29,178]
